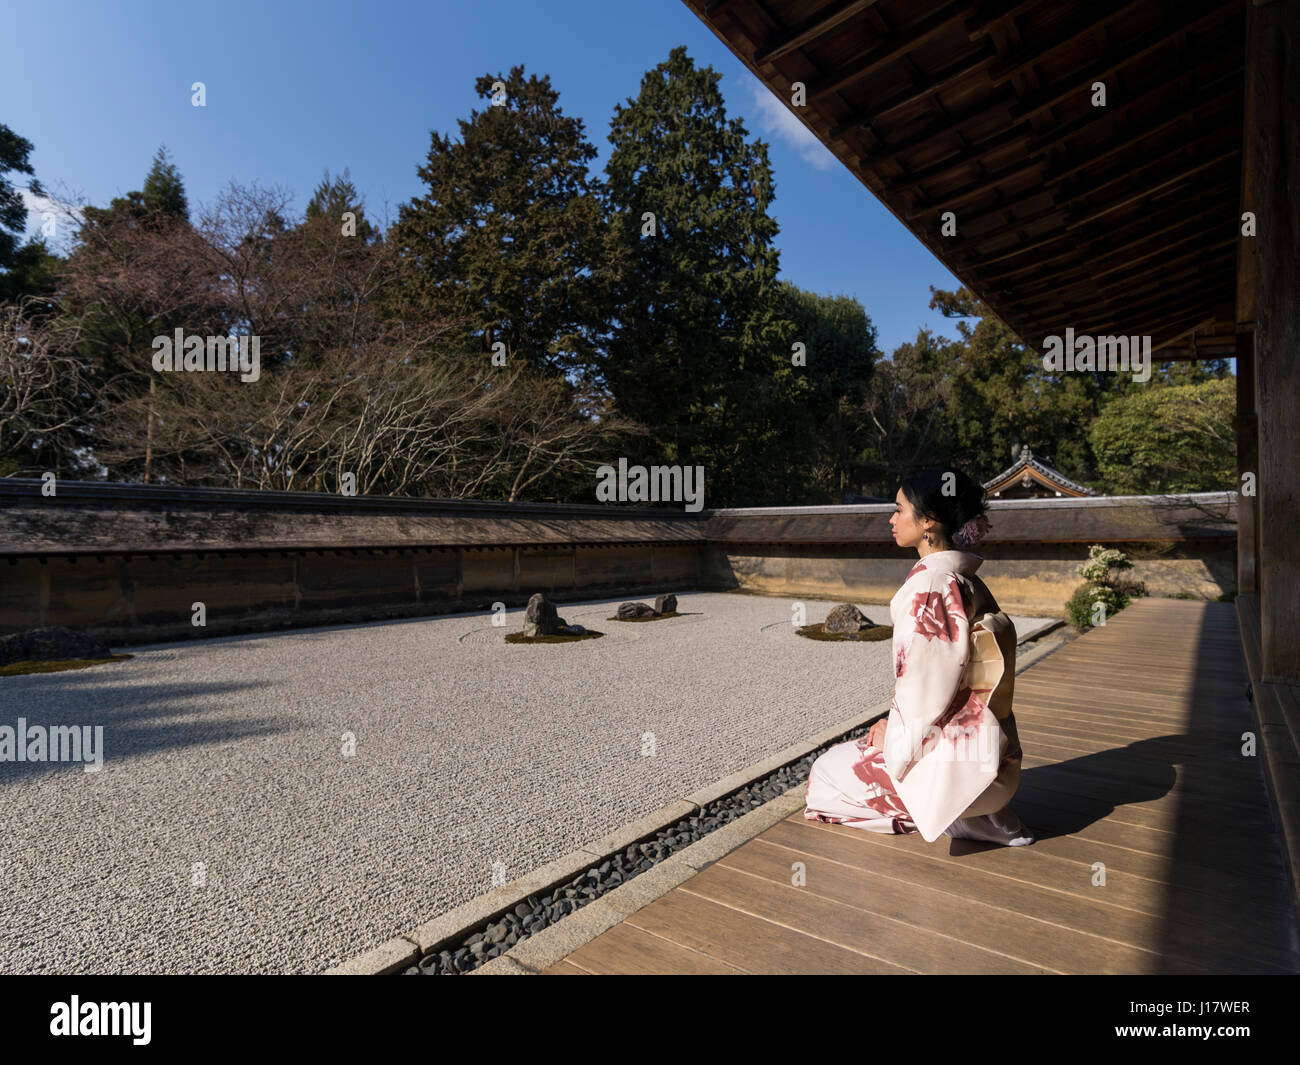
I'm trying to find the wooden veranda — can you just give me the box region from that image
[548,598,1299,974]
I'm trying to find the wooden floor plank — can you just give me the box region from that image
[683,858,1056,974]
[1014,737,1259,781]
[543,959,593,974]
[1008,782,1280,839]
[624,889,915,974]
[1016,678,1242,699]
[781,821,1298,972]
[1013,703,1217,732]
[1016,686,1248,713]
[1008,790,1287,870]
[1018,682,1249,706]
[1025,688,1252,713]
[769,806,1289,962]
[1013,758,1275,819]
[1015,750,1272,807]
[1013,695,1245,728]
[1017,684,1245,707]
[560,922,748,975]
[721,835,1202,975]
[1014,716,1252,751]
[1013,716,1231,744]
[939,822,1295,921]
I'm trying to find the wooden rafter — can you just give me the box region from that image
[965,0,1038,41]
[987,0,1144,85]
[806,0,971,102]
[1007,0,1232,122]
[1065,147,1240,228]
[983,193,1239,282]
[1044,84,1242,186]
[753,0,883,65]
[827,43,996,141]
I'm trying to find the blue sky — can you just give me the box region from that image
[4,0,971,354]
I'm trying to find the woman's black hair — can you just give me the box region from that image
[898,466,987,544]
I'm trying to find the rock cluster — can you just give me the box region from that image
[616,593,677,620]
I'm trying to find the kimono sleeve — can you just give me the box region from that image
[882,570,970,782]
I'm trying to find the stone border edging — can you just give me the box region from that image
[322,623,1069,975]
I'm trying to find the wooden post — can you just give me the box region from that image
[1249,0,1300,683]
[1234,333,1258,596]
[1235,14,1258,600]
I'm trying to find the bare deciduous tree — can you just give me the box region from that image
[0,297,87,475]
[78,180,648,499]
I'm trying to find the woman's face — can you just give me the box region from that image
[890,489,928,549]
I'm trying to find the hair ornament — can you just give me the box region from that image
[952,515,989,547]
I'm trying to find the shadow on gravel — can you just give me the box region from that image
[0,675,289,784]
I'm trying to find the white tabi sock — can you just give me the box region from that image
[943,810,1035,846]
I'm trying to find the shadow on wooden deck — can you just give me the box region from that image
[548,598,1300,974]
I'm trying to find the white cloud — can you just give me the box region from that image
[19,188,82,253]
[741,76,838,171]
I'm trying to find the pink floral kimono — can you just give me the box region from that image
[804,550,1029,843]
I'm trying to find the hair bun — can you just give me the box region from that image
[899,466,987,545]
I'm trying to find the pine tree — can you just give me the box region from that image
[141,145,188,219]
[0,122,61,302]
[305,168,376,242]
[779,281,881,499]
[0,122,43,270]
[0,236,61,304]
[600,46,803,504]
[390,65,608,381]
[83,145,190,229]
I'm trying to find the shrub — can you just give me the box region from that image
[1079,545,1132,584]
[1066,583,1130,631]
[1066,545,1143,630]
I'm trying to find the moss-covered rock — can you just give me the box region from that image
[796,624,893,643]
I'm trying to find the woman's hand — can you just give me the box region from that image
[867,718,887,749]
